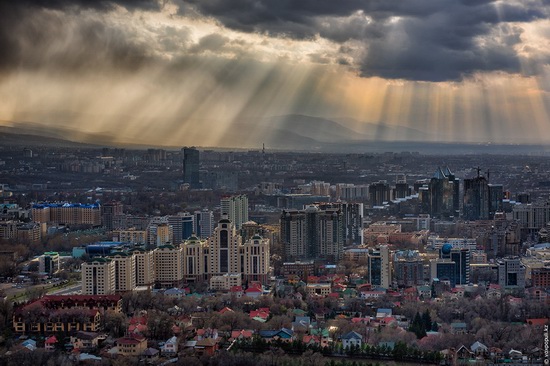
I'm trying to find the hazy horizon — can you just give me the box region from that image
[0,0,549,148]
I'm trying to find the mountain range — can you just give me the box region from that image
[1,115,548,155]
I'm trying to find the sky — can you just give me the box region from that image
[0,0,549,148]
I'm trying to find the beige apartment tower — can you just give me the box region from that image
[81,258,116,295]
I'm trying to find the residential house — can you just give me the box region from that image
[141,348,159,363]
[194,338,218,356]
[258,328,294,343]
[229,330,253,342]
[117,334,147,356]
[451,322,467,335]
[21,339,37,351]
[417,285,432,299]
[244,286,262,299]
[341,331,362,349]
[70,331,101,352]
[230,286,243,298]
[470,341,488,356]
[160,336,178,356]
[376,308,392,318]
[526,318,549,331]
[164,288,185,299]
[45,335,57,351]
[250,308,270,322]
[456,345,474,361]
[486,284,502,299]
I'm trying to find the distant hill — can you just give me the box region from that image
[331,117,432,141]
[0,129,96,148]
[1,117,550,155]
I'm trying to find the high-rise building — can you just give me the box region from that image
[168,213,195,244]
[182,147,200,187]
[368,245,391,288]
[317,202,364,245]
[129,248,155,288]
[220,195,248,230]
[512,200,550,239]
[81,258,116,295]
[463,175,490,220]
[281,205,344,262]
[101,201,123,231]
[194,209,214,239]
[153,244,184,287]
[369,181,391,206]
[182,235,207,283]
[114,229,148,245]
[488,184,504,218]
[393,250,424,287]
[208,216,242,276]
[393,178,412,200]
[148,222,173,247]
[32,203,101,226]
[430,244,470,287]
[531,267,550,288]
[241,234,270,284]
[425,167,459,219]
[110,252,136,293]
[497,256,526,288]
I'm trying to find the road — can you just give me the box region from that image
[1,281,82,301]
[49,282,82,295]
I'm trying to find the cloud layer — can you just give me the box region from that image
[182,0,550,81]
[1,0,549,81]
[0,0,549,147]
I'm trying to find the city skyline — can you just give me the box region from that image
[0,0,549,148]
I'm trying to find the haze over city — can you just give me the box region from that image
[0,0,549,149]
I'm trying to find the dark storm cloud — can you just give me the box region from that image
[0,1,165,73]
[183,0,549,81]
[0,0,161,11]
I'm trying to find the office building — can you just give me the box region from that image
[182,147,200,187]
[430,244,470,287]
[281,205,344,262]
[39,252,60,274]
[497,256,526,288]
[220,195,248,230]
[194,209,214,239]
[168,213,194,244]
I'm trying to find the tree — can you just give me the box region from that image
[103,310,128,337]
[422,309,432,331]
